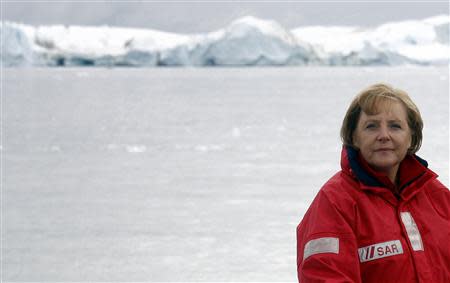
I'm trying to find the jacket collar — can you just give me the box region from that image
[341,146,437,204]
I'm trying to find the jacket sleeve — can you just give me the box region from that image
[297,190,361,283]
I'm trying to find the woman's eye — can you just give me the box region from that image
[390,124,402,129]
[365,124,376,129]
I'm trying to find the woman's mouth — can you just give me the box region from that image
[375,148,394,152]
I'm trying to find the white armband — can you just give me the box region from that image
[303,237,339,260]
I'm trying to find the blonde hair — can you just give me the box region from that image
[340,83,423,154]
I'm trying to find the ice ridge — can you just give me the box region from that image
[2,15,449,67]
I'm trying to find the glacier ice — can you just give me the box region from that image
[1,15,449,67]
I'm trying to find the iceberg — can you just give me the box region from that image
[186,16,317,66]
[1,15,449,67]
[292,15,450,65]
[1,22,35,67]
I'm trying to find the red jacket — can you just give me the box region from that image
[297,147,450,283]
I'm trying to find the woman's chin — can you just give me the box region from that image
[370,159,399,173]
[372,161,397,173]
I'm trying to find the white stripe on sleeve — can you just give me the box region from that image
[303,237,339,260]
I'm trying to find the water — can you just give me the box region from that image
[2,66,448,281]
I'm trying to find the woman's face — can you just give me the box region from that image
[353,100,412,178]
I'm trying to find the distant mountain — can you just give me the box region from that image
[2,15,449,67]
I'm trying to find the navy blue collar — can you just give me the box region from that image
[345,146,428,188]
[346,146,384,187]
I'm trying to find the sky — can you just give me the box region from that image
[1,1,449,33]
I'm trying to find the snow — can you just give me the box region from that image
[2,15,449,67]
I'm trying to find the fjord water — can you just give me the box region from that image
[3,67,448,281]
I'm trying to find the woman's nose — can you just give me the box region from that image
[377,126,391,141]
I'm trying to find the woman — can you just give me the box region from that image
[296,83,450,283]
